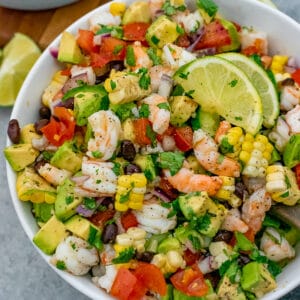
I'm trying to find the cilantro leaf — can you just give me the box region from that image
[83,197,97,210]
[157,152,184,175]
[126,45,136,66]
[190,213,211,232]
[112,162,122,176]
[96,24,123,39]
[220,137,234,154]
[188,234,201,251]
[147,47,161,66]
[157,102,170,111]
[235,231,254,251]
[146,124,157,147]
[196,0,218,17]
[56,260,66,270]
[138,67,151,90]
[110,102,136,122]
[139,103,150,118]
[112,246,135,264]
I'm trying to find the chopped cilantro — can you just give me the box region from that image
[171,84,185,96]
[157,102,170,111]
[151,35,160,45]
[88,226,103,250]
[110,80,117,90]
[158,152,184,176]
[250,54,263,67]
[176,24,184,35]
[112,246,135,264]
[162,0,186,16]
[113,44,124,55]
[56,260,66,270]
[110,102,136,122]
[235,231,254,251]
[179,72,190,80]
[139,103,150,118]
[280,191,289,198]
[126,45,136,66]
[235,116,243,121]
[185,89,195,99]
[147,47,161,66]
[285,175,291,188]
[146,124,157,147]
[65,196,74,205]
[96,24,123,39]
[219,259,231,277]
[92,150,103,158]
[42,151,54,161]
[120,188,132,203]
[112,162,122,176]
[83,197,97,210]
[229,79,238,87]
[138,68,151,90]
[220,137,234,154]
[262,214,281,229]
[96,179,102,184]
[190,213,211,232]
[196,0,218,17]
[188,235,201,251]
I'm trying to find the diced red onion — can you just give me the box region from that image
[76,197,108,217]
[151,187,172,202]
[49,47,59,59]
[62,74,88,94]
[187,28,205,52]
[287,56,299,69]
[194,47,217,58]
[158,74,173,98]
[93,33,111,46]
[198,256,216,274]
[162,135,176,152]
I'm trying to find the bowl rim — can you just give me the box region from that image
[6,0,300,299]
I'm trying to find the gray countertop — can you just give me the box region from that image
[1,1,300,299]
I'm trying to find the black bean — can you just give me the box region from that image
[7,119,21,144]
[124,163,142,175]
[281,78,295,86]
[135,251,155,263]
[34,119,49,134]
[120,140,136,161]
[56,98,74,109]
[110,61,125,71]
[101,223,118,244]
[39,106,51,120]
[100,197,114,207]
[234,181,247,200]
[213,230,233,243]
[238,254,251,267]
[204,271,221,290]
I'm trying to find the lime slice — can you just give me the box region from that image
[219,52,279,128]
[0,33,41,106]
[174,56,263,134]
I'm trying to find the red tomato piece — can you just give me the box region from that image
[133,262,167,296]
[176,33,191,48]
[110,268,137,300]
[174,126,193,152]
[157,126,175,142]
[88,209,115,228]
[195,20,231,51]
[100,36,127,61]
[60,68,71,76]
[41,107,75,147]
[292,69,300,86]
[123,22,150,41]
[158,177,179,200]
[242,38,265,56]
[133,118,152,145]
[170,264,208,297]
[90,52,111,68]
[183,249,202,266]
[121,211,138,230]
[77,29,98,54]
[294,164,300,189]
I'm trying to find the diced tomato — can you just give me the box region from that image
[90,52,111,68]
[156,126,174,142]
[242,39,265,56]
[292,69,300,86]
[40,107,75,147]
[173,126,193,152]
[100,36,127,61]
[123,22,150,41]
[77,29,98,54]
[121,210,138,230]
[170,264,208,297]
[244,228,255,243]
[133,262,167,296]
[88,209,115,228]
[127,283,147,300]
[159,177,179,200]
[294,164,300,189]
[110,268,138,300]
[176,33,191,48]
[195,20,231,51]
[133,118,152,145]
[60,68,71,76]
[183,249,202,266]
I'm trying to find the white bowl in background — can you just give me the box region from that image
[0,0,79,10]
[6,0,300,299]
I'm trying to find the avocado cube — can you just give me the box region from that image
[122,1,151,25]
[241,262,277,298]
[169,95,198,126]
[57,31,83,64]
[174,225,204,248]
[157,237,181,253]
[16,168,56,203]
[134,154,157,181]
[20,123,41,144]
[122,118,136,142]
[50,141,82,174]
[146,15,180,48]
[33,202,54,223]
[55,178,83,222]
[217,276,246,300]
[33,215,68,255]
[4,143,39,172]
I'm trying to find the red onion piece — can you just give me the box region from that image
[194,47,217,58]
[76,197,107,217]
[49,47,59,59]
[151,187,172,202]
[187,28,205,52]
[62,74,88,94]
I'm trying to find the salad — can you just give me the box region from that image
[4,0,300,299]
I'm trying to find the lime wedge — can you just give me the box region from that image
[174,56,263,134]
[0,33,41,106]
[219,52,279,128]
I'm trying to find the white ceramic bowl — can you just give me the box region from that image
[0,0,79,10]
[6,0,300,299]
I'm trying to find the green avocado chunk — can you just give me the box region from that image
[283,134,300,168]
[157,236,181,253]
[57,31,83,64]
[50,141,82,174]
[4,143,39,171]
[33,215,68,255]
[122,1,151,24]
[134,154,157,181]
[55,178,83,222]
[33,202,54,223]
[20,123,41,144]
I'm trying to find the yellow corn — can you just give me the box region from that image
[219,126,244,159]
[215,176,242,208]
[115,173,147,211]
[109,2,126,16]
[239,134,273,177]
[266,165,300,206]
[152,250,185,274]
[271,55,289,74]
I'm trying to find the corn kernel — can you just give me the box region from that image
[127,227,146,240]
[242,141,253,152]
[227,133,239,145]
[167,250,183,268]
[244,133,254,142]
[114,244,129,254]
[110,2,126,16]
[262,151,271,161]
[271,55,289,74]
[266,143,274,153]
[152,254,166,268]
[253,141,265,152]
[240,151,250,163]
[267,165,283,174]
[116,233,133,246]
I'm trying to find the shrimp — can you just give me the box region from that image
[240,27,268,55]
[142,93,170,134]
[95,265,118,292]
[37,163,72,186]
[280,85,300,111]
[133,202,177,234]
[165,167,222,196]
[268,116,291,152]
[285,104,300,134]
[221,208,249,233]
[87,110,121,161]
[127,41,152,71]
[241,188,272,234]
[172,10,204,34]
[193,129,241,177]
[75,158,118,197]
[52,236,99,276]
[260,227,295,262]
[149,65,174,92]
[214,120,231,144]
